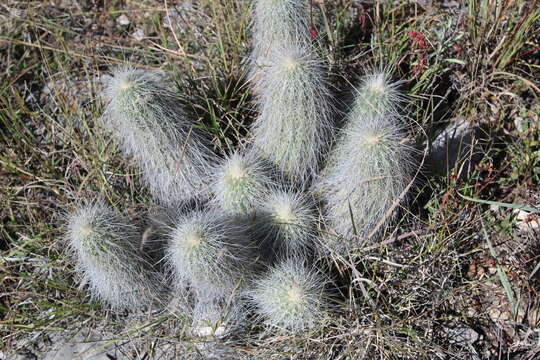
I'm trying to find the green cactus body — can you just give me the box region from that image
[247,258,328,332]
[250,0,311,87]
[66,201,162,310]
[212,153,275,216]
[257,189,317,257]
[315,72,413,249]
[167,211,261,299]
[103,68,217,204]
[251,46,334,187]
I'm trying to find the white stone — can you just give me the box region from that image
[116,14,130,26]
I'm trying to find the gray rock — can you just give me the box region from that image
[426,117,479,178]
[445,325,480,345]
[42,329,118,360]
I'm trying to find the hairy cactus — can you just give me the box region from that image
[251,45,334,187]
[247,258,329,332]
[66,201,162,310]
[315,72,413,247]
[102,67,217,204]
[353,71,403,117]
[211,152,276,216]
[256,189,318,257]
[166,210,262,299]
[249,0,312,87]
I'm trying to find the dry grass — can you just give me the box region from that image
[1,0,539,359]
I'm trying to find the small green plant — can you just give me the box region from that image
[66,201,162,310]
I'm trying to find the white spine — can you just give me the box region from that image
[66,201,162,310]
[315,72,413,248]
[102,67,217,204]
[251,45,334,187]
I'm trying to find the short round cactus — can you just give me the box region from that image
[211,152,276,216]
[315,72,413,247]
[257,189,318,257]
[102,67,217,204]
[166,210,262,299]
[66,201,162,310]
[247,258,329,332]
[251,45,334,187]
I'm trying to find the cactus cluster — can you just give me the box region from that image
[64,0,415,337]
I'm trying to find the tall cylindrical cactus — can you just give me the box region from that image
[315,72,413,248]
[249,0,312,87]
[250,45,334,187]
[102,67,217,205]
[66,201,162,310]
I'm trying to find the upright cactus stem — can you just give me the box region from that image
[315,71,413,249]
[355,72,403,117]
[66,201,162,310]
[257,189,318,257]
[251,45,334,187]
[250,0,312,87]
[102,67,217,205]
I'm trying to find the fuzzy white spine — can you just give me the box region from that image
[211,152,276,216]
[166,210,261,299]
[257,189,317,257]
[248,258,328,332]
[102,67,217,204]
[315,72,413,248]
[250,0,311,87]
[66,201,161,310]
[251,45,334,187]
